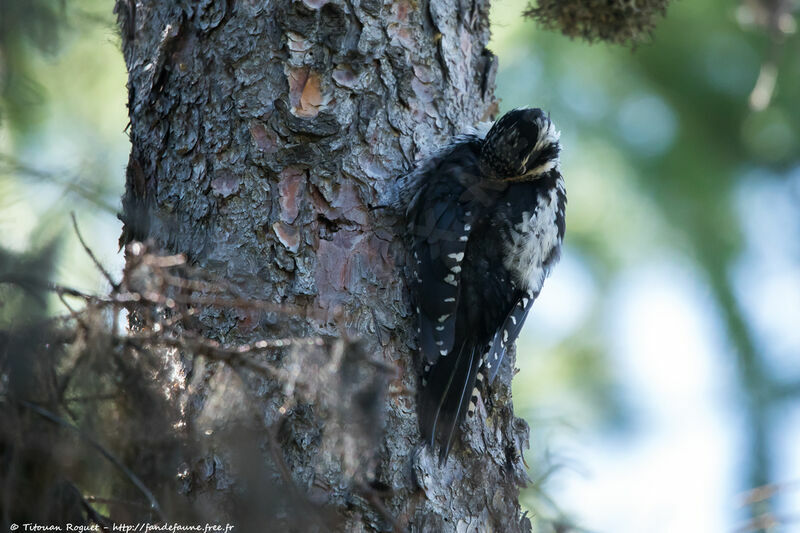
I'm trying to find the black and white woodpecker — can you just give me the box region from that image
[397,108,566,463]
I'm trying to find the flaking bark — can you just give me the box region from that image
[115,0,530,530]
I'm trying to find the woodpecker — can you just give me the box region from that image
[400,108,566,463]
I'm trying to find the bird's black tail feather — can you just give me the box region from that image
[419,339,483,464]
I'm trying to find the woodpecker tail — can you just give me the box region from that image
[419,339,483,464]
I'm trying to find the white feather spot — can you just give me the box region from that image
[447,252,465,262]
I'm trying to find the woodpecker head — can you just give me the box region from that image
[480,108,561,181]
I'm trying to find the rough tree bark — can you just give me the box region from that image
[115,0,530,530]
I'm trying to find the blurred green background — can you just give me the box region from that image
[1,0,799,531]
[490,0,800,531]
[0,0,127,315]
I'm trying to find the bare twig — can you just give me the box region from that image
[0,274,109,304]
[83,495,154,512]
[71,212,119,290]
[129,290,320,318]
[141,253,187,268]
[56,291,84,322]
[2,270,313,321]
[13,398,165,521]
[354,481,404,533]
[119,329,323,381]
[0,154,118,214]
[159,272,227,293]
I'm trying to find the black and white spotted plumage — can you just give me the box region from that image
[403,108,567,463]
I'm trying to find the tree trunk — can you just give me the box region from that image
[115,0,530,530]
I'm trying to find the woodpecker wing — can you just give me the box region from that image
[409,185,478,364]
[407,142,484,365]
[485,290,537,383]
